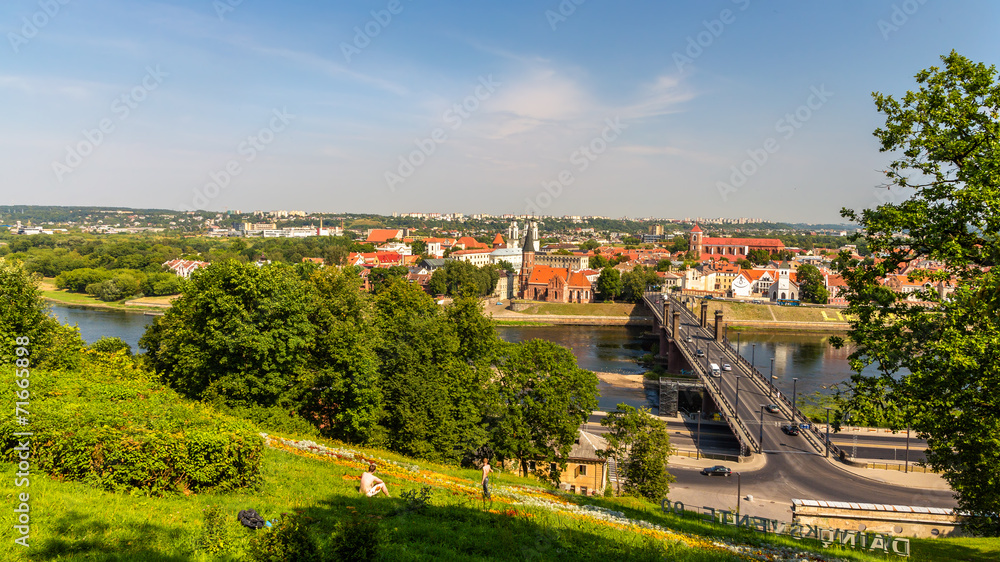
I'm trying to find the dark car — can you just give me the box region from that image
[695,349,705,357]
[781,424,800,436]
[701,465,731,476]
[765,404,780,414]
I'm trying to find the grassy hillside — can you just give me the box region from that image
[2,430,995,561]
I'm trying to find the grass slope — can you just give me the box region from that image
[3,431,993,561]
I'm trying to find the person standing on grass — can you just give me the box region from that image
[481,457,493,504]
[360,463,390,497]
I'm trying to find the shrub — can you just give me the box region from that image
[196,505,235,555]
[331,516,381,562]
[89,336,132,356]
[398,485,433,514]
[86,273,142,301]
[247,513,320,562]
[55,267,113,293]
[0,350,263,495]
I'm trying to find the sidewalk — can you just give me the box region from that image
[826,456,951,491]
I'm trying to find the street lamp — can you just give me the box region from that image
[905,425,910,473]
[792,378,799,422]
[735,375,741,425]
[769,358,775,398]
[736,472,742,517]
[697,408,703,460]
[759,405,765,453]
[824,407,832,458]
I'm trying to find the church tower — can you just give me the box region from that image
[689,224,704,256]
[519,221,536,298]
[508,221,520,249]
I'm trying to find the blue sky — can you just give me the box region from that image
[1,0,997,222]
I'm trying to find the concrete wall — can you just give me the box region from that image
[793,499,965,539]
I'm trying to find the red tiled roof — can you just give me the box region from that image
[701,237,784,248]
[691,224,702,233]
[492,233,505,246]
[456,236,488,249]
[366,229,403,243]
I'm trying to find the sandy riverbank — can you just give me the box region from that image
[593,371,646,389]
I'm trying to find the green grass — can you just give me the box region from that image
[2,430,991,561]
[38,278,169,313]
[517,302,645,317]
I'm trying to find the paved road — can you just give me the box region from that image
[645,294,954,509]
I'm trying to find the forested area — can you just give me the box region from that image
[139,260,599,479]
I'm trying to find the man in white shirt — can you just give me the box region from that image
[359,463,390,497]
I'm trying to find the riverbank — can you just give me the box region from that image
[487,300,850,332]
[39,279,171,314]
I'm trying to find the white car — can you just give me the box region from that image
[722,363,732,371]
[686,336,693,343]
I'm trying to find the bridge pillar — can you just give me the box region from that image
[700,301,708,328]
[714,310,724,342]
[672,311,680,339]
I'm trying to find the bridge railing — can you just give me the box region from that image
[653,294,759,455]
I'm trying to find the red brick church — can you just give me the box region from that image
[518,221,593,303]
[689,224,784,261]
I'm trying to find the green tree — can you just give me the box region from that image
[372,278,487,462]
[488,340,599,483]
[596,267,622,302]
[588,254,609,269]
[747,248,771,265]
[296,267,383,446]
[579,239,601,251]
[140,260,316,409]
[796,264,829,304]
[428,269,447,295]
[833,52,1000,536]
[598,404,674,499]
[620,266,658,303]
[0,259,76,368]
[655,259,672,272]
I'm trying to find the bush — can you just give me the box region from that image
[86,273,142,301]
[247,513,320,562]
[89,336,132,356]
[0,350,263,495]
[196,505,235,555]
[331,516,381,562]
[55,267,112,293]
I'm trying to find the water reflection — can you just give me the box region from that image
[49,305,156,353]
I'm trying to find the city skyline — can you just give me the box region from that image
[1,0,997,222]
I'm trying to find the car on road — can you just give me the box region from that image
[686,336,693,343]
[781,424,800,436]
[752,299,762,304]
[765,404,780,414]
[709,363,721,377]
[695,349,705,357]
[722,363,732,371]
[701,465,731,476]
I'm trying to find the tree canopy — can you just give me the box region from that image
[833,52,1000,535]
[140,260,596,469]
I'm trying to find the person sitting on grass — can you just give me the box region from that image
[360,463,390,498]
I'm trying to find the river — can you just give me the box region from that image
[49,305,859,413]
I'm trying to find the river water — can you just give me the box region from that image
[49,305,858,413]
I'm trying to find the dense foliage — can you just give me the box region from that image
[598,404,675,500]
[141,260,598,467]
[0,348,263,495]
[834,52,1000,535]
